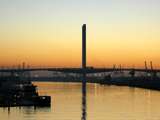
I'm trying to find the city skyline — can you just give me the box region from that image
[0,0,160,68]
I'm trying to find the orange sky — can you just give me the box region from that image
[0,0,160,68]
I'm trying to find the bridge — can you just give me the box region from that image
[0,24,159,77]
[0,67,159,74]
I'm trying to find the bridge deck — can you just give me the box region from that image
[0,68,159,73]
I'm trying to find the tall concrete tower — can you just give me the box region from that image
[82,24,86,69]
[81,24,87,120]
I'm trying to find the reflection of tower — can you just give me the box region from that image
[81,24,87,120]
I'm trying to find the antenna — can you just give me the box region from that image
[144,61,148,70]
[22,62,25,70]
[150,61,153,70]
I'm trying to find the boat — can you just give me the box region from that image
[0,76,51,107]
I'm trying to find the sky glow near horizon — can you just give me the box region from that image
[0,0,160,68]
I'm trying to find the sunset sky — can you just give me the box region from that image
[0,0,160,68]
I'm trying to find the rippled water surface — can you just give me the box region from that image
[1,82,160,120]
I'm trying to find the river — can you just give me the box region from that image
[1,82,160,120]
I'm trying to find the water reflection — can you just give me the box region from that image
[5,106,51,115]
[81,75,87,120]
[2,82,160,120]
[8,107,10,115]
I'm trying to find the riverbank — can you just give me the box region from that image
[100,76,160,91]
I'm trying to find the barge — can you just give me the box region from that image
[0,76,51,107]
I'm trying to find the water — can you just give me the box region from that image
[1,82,160,120]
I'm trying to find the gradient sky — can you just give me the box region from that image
[0,0,160,68]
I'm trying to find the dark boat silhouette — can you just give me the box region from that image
[0,76,51,107]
